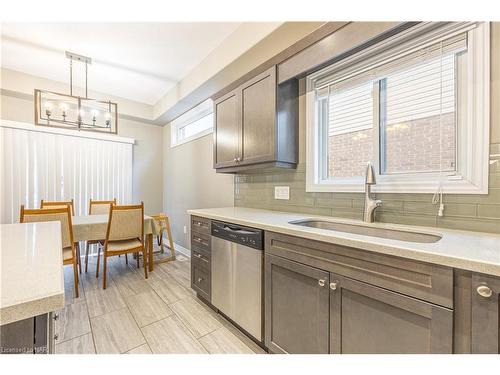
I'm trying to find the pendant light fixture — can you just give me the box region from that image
[34,51,118,134]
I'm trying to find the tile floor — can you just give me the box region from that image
[55,246,265,354]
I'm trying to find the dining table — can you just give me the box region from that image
[71,214,160,272]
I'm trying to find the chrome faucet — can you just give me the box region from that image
[363,162,382,223]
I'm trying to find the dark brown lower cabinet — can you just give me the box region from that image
[264,253,454,354]
[329,273,453,354]
[471,274,500,353]
[0,313,55,354]
[265,254,330,354]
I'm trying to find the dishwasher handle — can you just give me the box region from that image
[220,224,256,235]
[211,220,264,250]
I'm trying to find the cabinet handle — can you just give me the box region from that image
[233,158,237,162]
[53,313,59,321]
[193,237,207,246]
[318,279,325,287]
[477,285,493,298]
[330,281,338,291]
[197,277,203,283]
[194,253,202,258]
[54,334,59,341]
[236,157,241,162]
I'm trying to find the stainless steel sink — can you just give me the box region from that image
[289,220,442,243]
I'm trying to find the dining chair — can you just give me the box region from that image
[41,199,81,274]
[20,205,79,298]
[40,199,75,216]
[84,199,117,273]
[151,213,176,263]
[97,202,148,289]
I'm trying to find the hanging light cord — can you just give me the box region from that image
[432,42,445,223]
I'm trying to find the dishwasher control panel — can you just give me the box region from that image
[211,221,264,250]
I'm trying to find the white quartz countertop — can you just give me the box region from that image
[188,207,500,277]
[0,222,65,326]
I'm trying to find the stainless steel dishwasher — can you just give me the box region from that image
[211,220,263,342]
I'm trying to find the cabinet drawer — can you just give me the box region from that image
[266,232,453,308]
[192,246,210,267]
[192,261,210,300]
[191,232,210,250]
[191,216,210,235]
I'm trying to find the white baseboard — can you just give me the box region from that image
[173,242,190,258]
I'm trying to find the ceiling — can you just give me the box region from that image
[0,23,243,105]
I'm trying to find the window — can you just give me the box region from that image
[306,22,490,194]
[170,99,213,147]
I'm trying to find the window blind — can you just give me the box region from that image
[328,82,373,136]
[320,32,464,138]
[317,31,467,92]
[385,53,455,125]
[0,124,133,223]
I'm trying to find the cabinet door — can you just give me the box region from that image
[214,90,240,168]
[329,273,453,354]
[265,254,329,354]
[471,274,500,353]
[239,67,276,166]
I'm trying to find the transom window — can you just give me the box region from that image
[306,22,490,194]
[170,99,213,147]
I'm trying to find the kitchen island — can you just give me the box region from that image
[0,222,65,354]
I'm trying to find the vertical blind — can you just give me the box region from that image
[0,124,133,223]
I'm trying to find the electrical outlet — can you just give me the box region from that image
[274,186,290,200]
[183,225,187,234]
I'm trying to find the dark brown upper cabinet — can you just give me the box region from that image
[213,66,298,173]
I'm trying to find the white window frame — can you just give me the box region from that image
[306,22,490,194]
[170,99,213,147]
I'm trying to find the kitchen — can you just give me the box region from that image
[1,1,500,372]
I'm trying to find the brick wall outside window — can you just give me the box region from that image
[328,113,456,178]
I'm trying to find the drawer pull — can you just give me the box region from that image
[193,237,208,246]
[477,285,493,298]
[318,279,325,287]
[197,277,203,283]
[330,281,338,291]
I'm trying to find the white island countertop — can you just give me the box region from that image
[0,222,65,326]
[188,207,500,277]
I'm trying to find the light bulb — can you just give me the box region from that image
[44,101,53,117]
[104,111,111,127]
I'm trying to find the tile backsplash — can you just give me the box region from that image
[234,143,500,234]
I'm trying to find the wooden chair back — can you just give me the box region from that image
[20,206,75,249]
[106,203,144,242]
[41,199,75,216]
[89,199,116,215]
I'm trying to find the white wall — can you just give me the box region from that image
[163,126,234,248]
[0,92,164,214]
